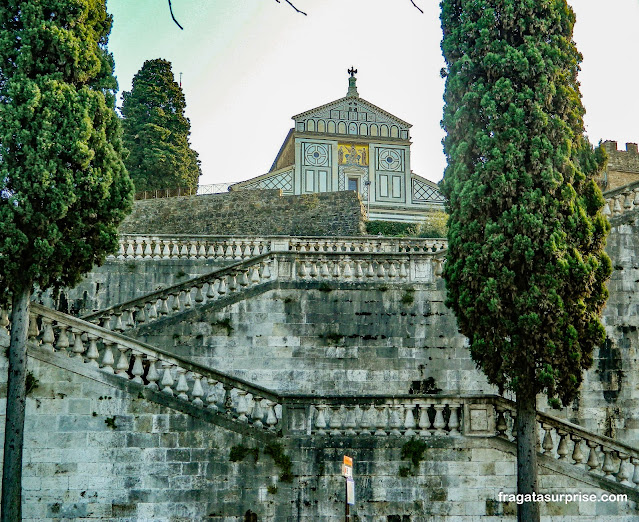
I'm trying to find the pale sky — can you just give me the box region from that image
[107,0,639,187]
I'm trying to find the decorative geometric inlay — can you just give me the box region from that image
[243,170,294,192]
[412,178,445,202]
[338,165,369,200]
[376,148,404,172]
[303,143,330,167]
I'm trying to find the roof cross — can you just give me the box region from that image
[348,67,357,77]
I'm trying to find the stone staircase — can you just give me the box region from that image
[3,301,639,503]
[82,248,446,334]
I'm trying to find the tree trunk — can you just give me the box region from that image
[516,393,540,522]
[1,287,32,522]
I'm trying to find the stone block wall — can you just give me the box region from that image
[118,189,367,237]
[602,141,639,190]
[1,354,637,521]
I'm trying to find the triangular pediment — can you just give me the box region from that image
[292,96,411,130]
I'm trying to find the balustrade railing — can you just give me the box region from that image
[26,303,282,432]
[494,398,639,490]
[110,234,448,262]
[603,181,639,219]
[5,303,639,495]
[84,251,444,332]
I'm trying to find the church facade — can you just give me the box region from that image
[230,70,445,222]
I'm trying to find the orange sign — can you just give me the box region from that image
[343,456,353,467]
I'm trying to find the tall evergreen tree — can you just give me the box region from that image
[0,2,133,519]
[439,1,610,520]
[121,58,201,192]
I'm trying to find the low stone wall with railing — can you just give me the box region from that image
[603,180,639,220]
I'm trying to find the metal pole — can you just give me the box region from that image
[345,478,350,522]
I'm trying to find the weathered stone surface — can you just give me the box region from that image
[119,189,367,237]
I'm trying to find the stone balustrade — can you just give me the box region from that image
[494,399,639,491]
[603,181,639,219]
[27,303,282,433]
[84,251,444,333]
[111,234,448,261]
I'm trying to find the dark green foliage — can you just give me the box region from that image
[401,288,415,306]
[0,0,134,300]
[264,442,293,482]
[229,444,259,463]
[318,282,332,292]
[121,58,201,192]
[267,485,278,494]
[400,438,428,476]
[104,416,117,430]
[324,332,344,344]
[440,0,611,406]
[25,372,39,396]
[366,213,448,238]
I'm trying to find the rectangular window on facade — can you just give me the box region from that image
[305,170,314,192]
[380,174,389,197]
[348,178,359,192]
[392,176,402,198]
[318,171,328,192]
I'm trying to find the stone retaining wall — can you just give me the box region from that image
[118,189,367,237]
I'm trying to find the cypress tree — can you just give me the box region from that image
[121,58,201,192]
[439,1,611,519]
[0,2,133,519]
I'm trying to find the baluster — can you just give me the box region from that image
[448,403,460,435]
[602,448,616,479]
[613,197,622,215]
[298,262,308,278]
[399,262,408,278]
[433,404,446,435]
[55,324,70,354]
[403,402,416,437]
[159,297,169,316]
[251,243,260,257]
[134,238,144,258]
[617,453,631,485]
[389,404,403,436]
[71,329,85,360]
[116,241,126,260]
[366,262,375,278]
[175,368,189,400]
[137,304,148,325]
[541,424,554,455]
[242,244,252,258]
[228,275,238,292]
[374,405,388,436]
[224,244,234,259]
[194,286,204,304]
[146,356,159,390]
[238,271,249,287]
[83,334,99,367]
[171,293,181,312]
[27,313,39,342]
[388,262,398,278]
[143,239,153,259]
[161,240,171,259]
[344,405,357,435]
[222,384,233,414]
[113,312,124,332]
[377,262,386,278]
[332,261,341,278]
[343,262,353,279]
[217,278,227,295]
[171,242,180,258]
[250,267,260,284]
[130,351,144,384]
[634,189,639,208]
[418,404,432,437]
[179,243,189,258]
[495,407,508,437]
[182,290,193,309]
[125,239,135,258]
[586,440,601,474]
[206,243,216,258]
[314,405,327,435]
[359,405,373,436]
[632,457,639,488]
[40,317,55,352]
[320,262,330,278]
[624,192,633,210]
[556,430,569,461]
[206,281,218,299]
[189,242,198,259]
[124,309,136,329]
[206,379,219,411]
[147,301,158,320]
[198,243,207,259]
[236,390,249,422]
[309,263,319,279]
[233,244,242,260]
[160,362,175,395]
[329,406,343,436]
[251,398,265,428]
[265,401,278,430]
[354,261,364,279]
[115,344,130,377]
[571,436,585,468]
[214,244,224,259]
[101,340,115,373]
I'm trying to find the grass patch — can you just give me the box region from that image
[229,444,259,463]
[401,287,415,306]
[399,438,428,476]
[25,371,39,396]
[267,485,278,494]
[264,442,293,482]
